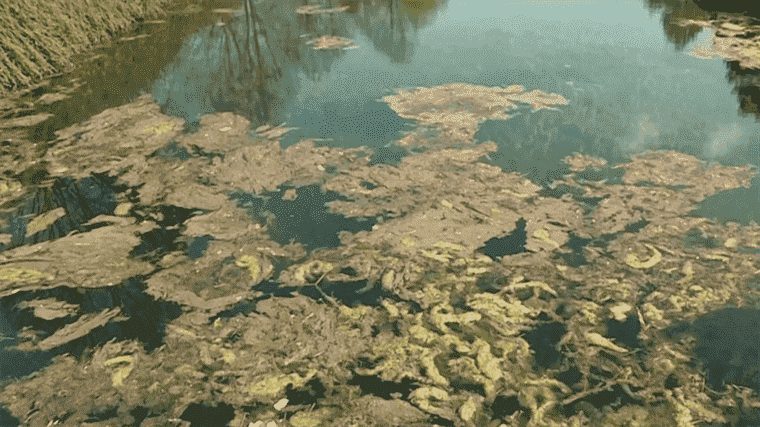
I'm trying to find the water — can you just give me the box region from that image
[16,0,760,171]
[140,0,760,169]
[3,0,760,385]
[0,301,53,382]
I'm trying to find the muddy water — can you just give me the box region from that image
[1,0,760,424]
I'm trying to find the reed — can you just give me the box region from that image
[0,0,172,93]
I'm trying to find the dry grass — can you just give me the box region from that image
[0,0,173,94]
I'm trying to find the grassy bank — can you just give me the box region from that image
[0,0,176,94]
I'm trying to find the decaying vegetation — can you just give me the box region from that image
[0,76,758,426]
[2,1,760,426]
[680,15,760,71]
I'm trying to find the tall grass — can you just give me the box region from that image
[0,0,171,93]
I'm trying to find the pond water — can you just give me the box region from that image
[2,0,760,398]
[17,0,760,220]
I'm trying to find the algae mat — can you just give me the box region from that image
[0,84,758,426]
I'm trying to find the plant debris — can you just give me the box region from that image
[0,74,758,427]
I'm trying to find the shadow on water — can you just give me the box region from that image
[0,172,407,384]
[0,301,52,382]
[0,174,122,252]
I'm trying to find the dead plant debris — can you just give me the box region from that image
[0,78,758,427]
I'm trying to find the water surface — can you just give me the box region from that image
[142,0,759,171]
[1,0,760,408]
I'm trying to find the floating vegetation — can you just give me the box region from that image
[295,4,350,15]
[679,16,760,70]
[305,35,358,50]
[382,83,568,147]
[0,71,759,427]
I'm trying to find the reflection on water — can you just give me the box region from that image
[0,301,53,382]
[2,0,756,226]
[3,1,760,423]
[9,0,758,176]
[141,0,760,172]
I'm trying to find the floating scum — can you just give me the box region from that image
[321,141,582,274]
[311,83,579,293]
[295,4,358,51]
[279,83,760,424]
[381,82,569,148]
[0,223,155,351]
[3,82,760,426]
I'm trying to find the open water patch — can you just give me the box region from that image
[278,99,419,152]
[228,183,388,252]
[0,278,183,383]
[0,299,53,382]
[0,173,122,253]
